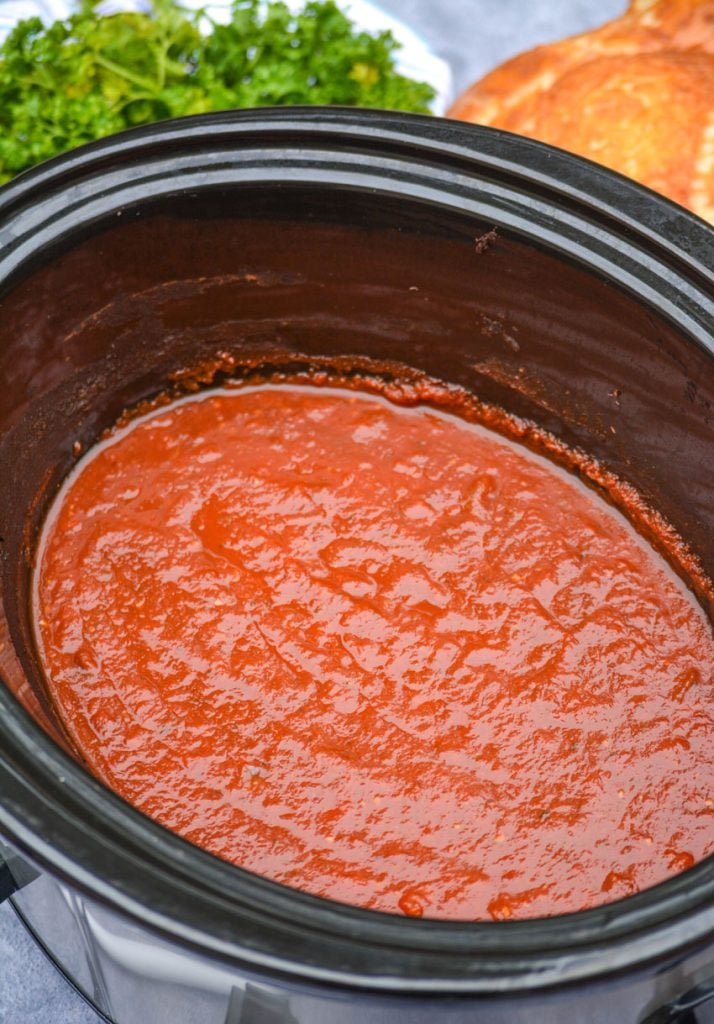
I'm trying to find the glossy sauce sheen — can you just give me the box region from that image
[35,386,714,920]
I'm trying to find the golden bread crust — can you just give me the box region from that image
[449,0,714,222]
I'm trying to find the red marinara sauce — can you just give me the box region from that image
[34,385,714,920]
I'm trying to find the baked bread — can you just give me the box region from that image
[448,0,714,223]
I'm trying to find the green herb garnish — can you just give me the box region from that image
[0,0,435,184]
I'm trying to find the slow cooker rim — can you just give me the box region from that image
[1,108,713,994]
[0,109,711,358]
[1,105,712,248]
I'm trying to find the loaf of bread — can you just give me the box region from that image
[448,0,714,223]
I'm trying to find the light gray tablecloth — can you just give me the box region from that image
[0,0,627,1020]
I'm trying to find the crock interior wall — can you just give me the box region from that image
[1,183,713,733]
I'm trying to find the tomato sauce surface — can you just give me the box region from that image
[34,385,714,920]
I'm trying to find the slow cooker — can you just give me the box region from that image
[0,109,712,1024]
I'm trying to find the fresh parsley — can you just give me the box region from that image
[0,0,435,184]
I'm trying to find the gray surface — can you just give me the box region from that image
[0,903,98,1023]
[0,0,628,1021]
[377,0,625,93]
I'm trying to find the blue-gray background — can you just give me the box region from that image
[0,0,626,1019]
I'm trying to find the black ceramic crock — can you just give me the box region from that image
[0,109,713,1024]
